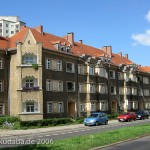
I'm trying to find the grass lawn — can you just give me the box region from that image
[1,124,150,150]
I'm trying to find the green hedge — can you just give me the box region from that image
[0,116,20,125]
[107,113,119,120]
[20,118,74,127]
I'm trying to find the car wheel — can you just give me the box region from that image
[105,120,108,125]
[127,119,130,122]
[95,121,99,126]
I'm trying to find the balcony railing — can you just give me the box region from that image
[22,86,39,92]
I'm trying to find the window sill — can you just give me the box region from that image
[19,112,41,115]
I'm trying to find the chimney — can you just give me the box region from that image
[34,25,43,34]
[124,54,128,59]
[67,32,74,45]
[79,40,83,44]
[102,46,112,57]
[117,52,122,57]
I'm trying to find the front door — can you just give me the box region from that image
[112,101,117,113]
[68,102,75,118]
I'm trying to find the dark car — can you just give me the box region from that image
[136,110,150,120]
[84,112,108,126]
[118,112,137,122]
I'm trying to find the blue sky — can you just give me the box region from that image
[1,0,150,66]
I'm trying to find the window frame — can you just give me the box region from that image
[66,81,75,92]
[0,58,3,69]
[66,62,75,73]
[109,70,115,79]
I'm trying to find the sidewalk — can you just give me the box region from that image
[0,120,118,138]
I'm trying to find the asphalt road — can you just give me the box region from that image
[97,135,150,150]
[0,119,150,148]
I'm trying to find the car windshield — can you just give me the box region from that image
[88,114,99,118]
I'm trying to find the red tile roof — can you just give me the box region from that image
[139,66,150,73]
[0,26,149,73]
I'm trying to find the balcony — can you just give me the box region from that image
[22,86,39,92]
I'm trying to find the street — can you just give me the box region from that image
[95,135,150,150]
[0,119,150,148]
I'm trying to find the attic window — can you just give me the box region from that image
[28,40,31,44]
[66,47,71,53]
[61,46,65,52]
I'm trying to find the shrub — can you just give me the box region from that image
[20,118,74,127]
[107,113,119,120]
[0,116,20,125]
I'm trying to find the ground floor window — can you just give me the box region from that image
[0,104,3,115]
[80,103,84,112]
[47,101,64,113]
[145,102,150,109]
[22,101,38,113]
[99,101,108,111]
[91,102,96,111]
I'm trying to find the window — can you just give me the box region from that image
[46,58,51,69]
[66,47,71,53]
[78,64,85,74]
[58,102,63,113]
[25,79,34,88]
[137,76,142,83]
[143,77,149,84]
[131,75,137,82]
[67,81,75,92]
[144,89,150,96]
[79,83,86,93]
[47,102,52,113]
[90,84,95,93]
[80,103,84,112]
[89,66,94,75]
[98,84,107,94]
[0,58,2,69]
[22,54,37,65]
[6,30,8,33]
[110,86,116,95]
[46,79,63,91]
[61,46,65,52]
[99,101,108,111]
[119,87,124,95]
[99,67,107,78]
[126,87,131,95]
[66,62,74,73]
[11,31,14,34]
[0,81,2,92]
[127,102,132,110]
[11,25,14,28]
[0,104,3,115]
[6,24,8,27]
[26,102,34,112]
[139,89,143,96]
[109,70,115,79]
[132,87,137,95]
[145,102,150,109]
[91,103,96,111]
[133,101,138,110]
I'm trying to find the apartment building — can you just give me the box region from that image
[0,16,25,37]
[0,25,150,120]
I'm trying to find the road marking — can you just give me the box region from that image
[60,133,66,134]
[74,130,79,132]
[45,135,51,136]
[67,132,73,134]
[38,136,43,138]
[53,134,59,136]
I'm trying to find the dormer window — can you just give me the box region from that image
[61,46,65,52]
[66,46,71,53]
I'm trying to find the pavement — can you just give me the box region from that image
[0,120,118,138]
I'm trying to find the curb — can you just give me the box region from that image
[90,134,150,150]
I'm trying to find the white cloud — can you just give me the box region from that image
[145,10,150,22]
[131,29,150,46]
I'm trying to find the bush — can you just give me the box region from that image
[107,113,119,120]
[20,118,74,127]
[0,116,20,125]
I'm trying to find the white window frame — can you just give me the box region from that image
[99,67,107,78]
[0,58,2,69]
[80,103,84,112]
[79,83,86,93]
[143,77,149,84]
[47,102,52,113]
[22,54,37,65]
[89,66,94,75]
[0,81,2,92]
[90,84,95,93]
[109,70,115,79]
[99,101,108,111]
[133,101,138,110]
[132,87,137,95]
[110,86,116,95]
[66,81,75,92]
[78,64,85,74]
[91,102,96,111]
[58,102,63,113]
[127,101,132,110]
[144,89,150,96]
[98,84,107,94]
[46,58,51,69]
[66,62,74,73]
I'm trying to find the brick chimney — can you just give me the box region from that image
[79,40,83,44]
[102,46,112,57]
[34,25,43,34]
[124,54,128,59]
[117,52,122,57]
[67,32,74,45]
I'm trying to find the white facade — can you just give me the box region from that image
[0,16,25,37]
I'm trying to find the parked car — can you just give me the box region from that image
[136,110,150,120]
[118,112,137,122]
[84,112,108,126]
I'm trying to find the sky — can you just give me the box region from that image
[1,0,150,66]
